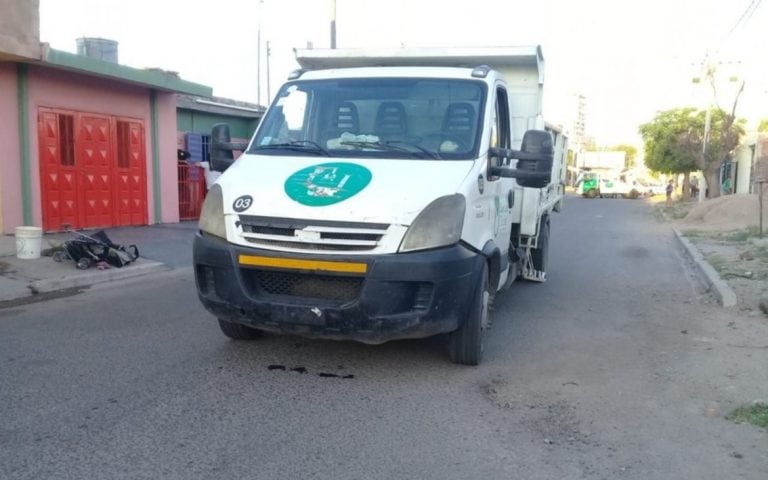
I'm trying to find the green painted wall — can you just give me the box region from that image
[176,109,259,139]
[17,63,32,225]
[150,91,162,221]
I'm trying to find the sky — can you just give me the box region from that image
[38,0,768,147]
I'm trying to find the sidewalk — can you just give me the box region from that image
[0,222,198,304]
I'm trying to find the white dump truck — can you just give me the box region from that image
[194,46,567,365]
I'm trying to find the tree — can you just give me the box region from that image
[679,106,746,198]
[639,108,700,195]
[690,71,746,198]
[758,118,768,133]
[639,106,745,199]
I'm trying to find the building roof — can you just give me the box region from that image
[40,46,212,97]
[176,93,264,118]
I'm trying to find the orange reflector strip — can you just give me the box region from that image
[238,254,368,274]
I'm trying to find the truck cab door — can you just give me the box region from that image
[487,84,513,263]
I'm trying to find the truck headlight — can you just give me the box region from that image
[399,194,466,252]
[198,184,226,239]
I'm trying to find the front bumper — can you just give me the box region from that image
[193,233,485,344]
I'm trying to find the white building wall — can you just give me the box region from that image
[734,144,752,194]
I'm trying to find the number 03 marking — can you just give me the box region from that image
[233,195,253,212]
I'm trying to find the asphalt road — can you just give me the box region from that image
[2,196,766,479]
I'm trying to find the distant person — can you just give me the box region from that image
[690,176,699,198]
[722,177,731,195]
[666,180,674,202]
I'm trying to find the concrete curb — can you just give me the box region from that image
[31,260,169,294]
[0,259,170,304]
[673,228,737,307]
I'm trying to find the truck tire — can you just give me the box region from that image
[448,262,489,366]
[531,216,550,273]
[218,318,263,340]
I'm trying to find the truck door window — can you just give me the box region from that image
[494,87,510,150]
[489,86,510,176]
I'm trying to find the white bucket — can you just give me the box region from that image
[15,226,43,259]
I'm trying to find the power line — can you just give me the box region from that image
[724,0,763,40]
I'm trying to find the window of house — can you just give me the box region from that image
[116,121,131,168]
[58,114,75,166]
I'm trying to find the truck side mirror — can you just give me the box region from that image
[487,129,555,188]
[210,124,235,172]
[209,124,249,172]
[515,129,553,189]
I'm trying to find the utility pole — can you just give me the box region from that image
[257,0,264,105]
[330,0,337,49]
[694,55,716,202]
[266,41,271,102]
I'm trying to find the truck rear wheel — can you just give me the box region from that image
[448,262,489,366]
[218,318,263,340]
[531,216,550,273]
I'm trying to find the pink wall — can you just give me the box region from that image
[0,63,20,234]
[156,91,179,223]
[18,65,179,231]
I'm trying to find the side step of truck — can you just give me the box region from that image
[521,250,546,282]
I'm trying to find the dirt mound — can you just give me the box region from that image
[680,194,767,231]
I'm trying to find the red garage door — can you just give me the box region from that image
[38,109,148,232]
[114,120,148,226]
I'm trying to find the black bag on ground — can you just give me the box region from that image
[62,230,139,268]
[90,230,140,268]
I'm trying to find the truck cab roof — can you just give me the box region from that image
[296,66,498,82]
[294,46,543,71]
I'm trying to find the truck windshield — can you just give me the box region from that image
[250,77,487,160]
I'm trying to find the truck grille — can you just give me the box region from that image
[241,268,363,304]
[238,215,389,252]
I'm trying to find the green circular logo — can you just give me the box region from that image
[284,162,372,206]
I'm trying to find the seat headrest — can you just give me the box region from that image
[375,101,408,136]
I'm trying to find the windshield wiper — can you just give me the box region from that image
[252,140,330,156]
[385,140,441,160]
[340,140,438,159]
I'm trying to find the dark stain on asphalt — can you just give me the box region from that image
[268,364,354,378]
[318,373,355,379]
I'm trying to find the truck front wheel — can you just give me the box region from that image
[448,262,489,366]
[218,318,264,340]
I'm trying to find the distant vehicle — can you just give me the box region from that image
[599,178,641,199]
[577,172,600,198]
[642,182,665,196]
